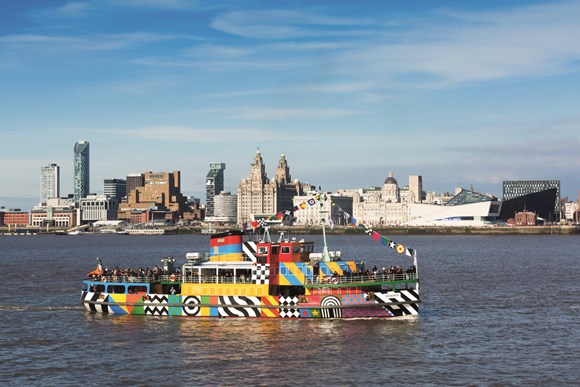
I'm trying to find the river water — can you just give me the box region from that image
[0,233,578,386]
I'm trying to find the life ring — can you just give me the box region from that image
[142,294,150,301]
[331,277,339,284]
[170,274,176,282]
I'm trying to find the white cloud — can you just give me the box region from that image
[337,1,580,87]
[211,9,373,39]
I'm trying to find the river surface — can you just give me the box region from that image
[0,233,578,386]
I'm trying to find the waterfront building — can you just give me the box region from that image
[352,171,417,226]
[80,194,119,223]
[0,209,30,227]
[501,180,561,222]
[73,140,90,206]
[118,171,188,219]
[125,173,145,201]
[406,189,502,226]
[205,163,226,217]
[408,175,423,203]
[236,150,312,224]
[40,163,60,205]
[293,193,353,227]
[104,178,126,201]
[30,207,75,227]
[562,201,578,222]
[210,191,237,224]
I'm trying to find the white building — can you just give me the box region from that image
[206,191,238,224]
[40,163,60,204]
[80,194,118,223]
[352,171,415,226]
[563,202,578,222]
[292,193,353,227]
[405,189,502,226]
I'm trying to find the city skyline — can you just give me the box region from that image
[1,1,580,209]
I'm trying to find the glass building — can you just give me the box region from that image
[502,180,561,222]
[73,140,90,205]
[205,163,226,217]
[40,163,60,204]
[104,178,127,201]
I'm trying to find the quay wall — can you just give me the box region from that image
[2,225,579,236]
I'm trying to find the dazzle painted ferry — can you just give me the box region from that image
[82,206,420,319]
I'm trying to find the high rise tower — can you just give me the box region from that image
[73,140,90,205]
[40,163,60,204]
[205,163,226,217]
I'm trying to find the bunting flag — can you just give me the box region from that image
[243,191,417,260]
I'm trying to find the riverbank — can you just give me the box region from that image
[2,224,579,236]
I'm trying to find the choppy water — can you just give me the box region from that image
[0,234,578,386]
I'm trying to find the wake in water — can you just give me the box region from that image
[0,305,83,312]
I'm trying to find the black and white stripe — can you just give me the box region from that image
[81,291,110,314]
[320,296,342,318]
[242,241,258,262]
[218,296,260,317]
[373,290,419,316]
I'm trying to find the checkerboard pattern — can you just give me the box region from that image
[252,264,270,284]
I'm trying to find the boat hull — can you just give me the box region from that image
[81,289,419,318]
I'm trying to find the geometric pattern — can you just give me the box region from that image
[182,295,201,316]
[372,290,420,317]
[260,296,280,318]
[320,295,341,318]
[81,291,109,314]
[278,296,300,318]
[81,288,419,319]
[341,292,393,318]
[251,264,270,284]
[217,296,260,317]
[144,294,169,316]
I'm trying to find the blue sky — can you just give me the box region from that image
[1,0,579,209]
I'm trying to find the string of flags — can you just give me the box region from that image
[244,193,417,260]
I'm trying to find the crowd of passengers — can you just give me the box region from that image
[336,265,417,281]
[89,265,181,281]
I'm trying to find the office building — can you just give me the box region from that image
[80,194,119,223]
[501,180,561,222]
[121,171,188,215]
[104,178,126,201]
[205,163,226,217]
[40,163,60,204]
[73,140,90,205]
[126,173,145,201]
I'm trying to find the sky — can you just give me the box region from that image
[1,0,579,210]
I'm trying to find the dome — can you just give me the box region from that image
[384,170,397,185]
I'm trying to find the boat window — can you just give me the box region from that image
[107,285,125,294]
[258,246,269,255]
[128,285,147,294]
[82,283,88,291]
[272,246,279,254]
[281,246,290,254]
[94,284,105,292]
[293,246,301,253]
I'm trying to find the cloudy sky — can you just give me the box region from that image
[1,0,579,209]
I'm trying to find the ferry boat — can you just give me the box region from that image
[81,204,420,319]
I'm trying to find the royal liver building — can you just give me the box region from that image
[237,150,311,224]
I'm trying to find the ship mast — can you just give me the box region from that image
[318,193,331,262]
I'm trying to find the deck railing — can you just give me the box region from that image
[89,272,417,285]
